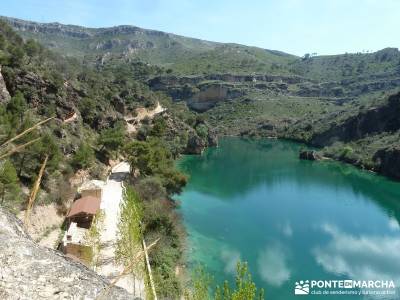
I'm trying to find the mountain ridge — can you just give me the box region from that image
[0,15,298,75]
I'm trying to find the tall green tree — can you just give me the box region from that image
[98,122,125,156]
[0,160,20,205]
[7,91,27,125]
[185,262,264,300]
[215,262,264,300]
[72,143,95,170]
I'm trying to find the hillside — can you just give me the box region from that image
[1,16,297,75]
[3,16,400,182]
[0,19,220,298]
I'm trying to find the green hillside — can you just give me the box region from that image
[1,16,297,75]
[2,16,400,179]
[0,19,221,298]
[291,48,400,81]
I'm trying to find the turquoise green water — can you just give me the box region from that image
[175,138,400,300]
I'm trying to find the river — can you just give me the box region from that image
[175,138,400,300]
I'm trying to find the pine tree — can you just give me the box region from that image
[0,160,20,205]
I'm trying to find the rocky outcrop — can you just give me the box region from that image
[207,130,218,147]
[0,208,133,300]
[4,17,92,39]
[0,66,11,103]
[299,150,321,160]
[187,83,243,112]
[185,132,206,154]
[310,92,400,146]
[373,147,400,180]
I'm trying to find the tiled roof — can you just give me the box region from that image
[66,196,100,218]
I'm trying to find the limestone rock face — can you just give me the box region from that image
[310,92,400,147]
[187,84,229,112]
[373,147,400,180]
[0,208,133,300]
[0,66,11,103]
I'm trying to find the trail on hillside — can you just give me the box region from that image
[96,162,145,298]
[125,102,166,133]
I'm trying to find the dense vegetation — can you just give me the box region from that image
[0,20,215,297]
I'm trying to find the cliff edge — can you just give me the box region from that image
[0,208,133,300]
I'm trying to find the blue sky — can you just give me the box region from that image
[1,0,399,56]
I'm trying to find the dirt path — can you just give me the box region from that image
[125,102,166,133]
[96,162,145,297]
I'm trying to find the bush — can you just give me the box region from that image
[125,138,188,194]
[162,169,188,195]
[185,262,264,300]
[195,123,209,139]
[340,146,354,158]
[98,122,125,156]
[78,98,97,125]
[150,117,167,137]
[135,177,166,202]
[7,91,27,126]
[72,143,95,170]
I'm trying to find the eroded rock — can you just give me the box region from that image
[373,147,400,180]
[0,66,11,103]
[299,150,321,161]
[0,208,133,300]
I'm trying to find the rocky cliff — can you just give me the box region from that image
[294,92,400,180]
[0,66,10,103]
[0,208,133,300]
[310,92,400,147]
[373,146,400,179]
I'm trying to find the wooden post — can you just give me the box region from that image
[96,238,159,300]
[24,155,48,227]
[0,138,40,160]
[143,238,158,300]
[0,117,54,148]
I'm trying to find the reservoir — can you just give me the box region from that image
[176,138,400,299]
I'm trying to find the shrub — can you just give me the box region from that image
[72,143,95,170]
[98,122,125,156]
[135,177,166,202]
[340,145,354,158]
[195,124,209,139]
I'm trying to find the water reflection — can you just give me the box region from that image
[314,223,400,286]
[257,243,291,287]
[178,138,400,300]
[277,221,293,238]
[180,138,400,225]
[221,248,241,275]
